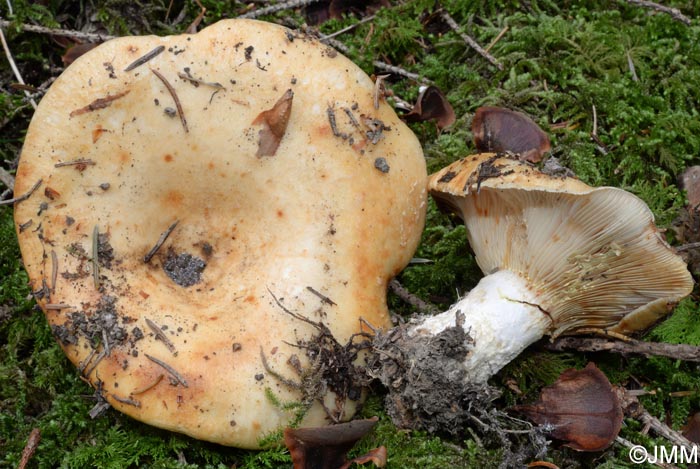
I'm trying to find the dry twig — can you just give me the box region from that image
[0,24,37,109]
[17,428,41,469]
[625,0,691,25]
[0,167,14,191]
[0,18,116,42]
[389,279,440,315]
[439,10,503,70]
[547,336,700,362]
[677,241,700,252]
[237,0,321,19]
[618,387,698,455]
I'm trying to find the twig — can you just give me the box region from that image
[130,374,164,395]
[0,178,42,206]
[0,166,14,191]
[124,45,165,72]
[619,388,698,454]
[143,220,179,263]
[625,0,691,25]
[0,26,37,109]
[677,241,700,252]
[547,336,700,362]
[592,104,598,136]
[615,436,678,469]
[44,303,74,310]
[389,279,440,314]
[0,18,115,41]
[319,35,432,84]
[111,394,141,407]
[484,25,508,53]
[144,353,188,387]
[54,158,96,168]
[306,286,336,306]
[237,0,322,19]
[145,317,177,354]
[440,10,503,70]
[323,15,376,41]
[626,50,639,81]
[92,225,100,289]
[151,69,188,133]
[50,250,58,292]
[17,428,41,469]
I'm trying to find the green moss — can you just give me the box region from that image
[3,1,700,467]
[650,299,700,346]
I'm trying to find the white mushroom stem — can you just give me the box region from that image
[410,270,552,383]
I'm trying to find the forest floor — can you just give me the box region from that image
[3,1,700,468]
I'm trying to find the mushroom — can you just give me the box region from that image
[12,19,427,448]
[411,153,693,383]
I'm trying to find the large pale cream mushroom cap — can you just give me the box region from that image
[429,153,693,337]
[13,19,427,448]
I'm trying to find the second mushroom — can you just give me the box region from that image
[393,153,693,385]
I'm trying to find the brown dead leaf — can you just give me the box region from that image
[472,106,551,163]
[252,89,294,157]
[62,43,100,67]
[402,86,456,131]
[284,417,384,469]
[513,362,622,452]
[305,0,389,25]
[683,412,700,443]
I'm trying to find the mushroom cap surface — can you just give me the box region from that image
[429,153,693,337]
[13,19,427,448]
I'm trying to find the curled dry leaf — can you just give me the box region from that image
[471,106,551,163]
[305,0,389,25]
[252,89,294,157]
[62,42,100,67]
[402,86,456,131]
[682,412,700,443]
[284,417,386,469]
[514,362,622,452]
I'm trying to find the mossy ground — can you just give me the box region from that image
[2,1,700,467]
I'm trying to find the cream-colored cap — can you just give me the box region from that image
[429,153,693,337]
[13,19,427,448]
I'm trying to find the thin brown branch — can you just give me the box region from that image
[677,241,700,252]
[0,26,37,109]
[484,25,508,53]
[143,220,179,263]
[319,35,432,84]
[0,178,42,206]
[547,336,700,362]
[625,0,691,25]
[17,428,41,469]
[619,387,698,454]
[439,10,503,70]
[389,279,440,315]
[0,18,116,42]
[144,353,188,387]
[323,15,376,41]
[0,166,14,191]
[151,69,188,133]
[237,0,321,19]
[615,436,679,469]
[145,317,177,354]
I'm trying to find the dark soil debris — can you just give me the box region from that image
[163,249,206,287]
[97,233,115,269]
[51,295,128,349]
